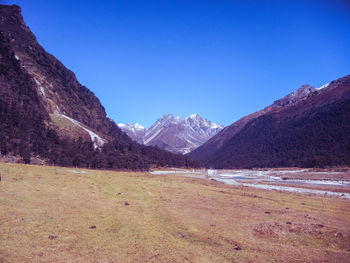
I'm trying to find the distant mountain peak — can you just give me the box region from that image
[270,84,320,109]
[118,114,224,154]
[118,122,145,129]
[134,123,144,129]
[117,123,146,144]
[188,113,199,119]
[289,84,314,98]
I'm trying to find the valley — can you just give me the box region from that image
[0,2,349,263]
[0,163,349,262]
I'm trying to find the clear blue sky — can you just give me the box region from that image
[3,0,350,127]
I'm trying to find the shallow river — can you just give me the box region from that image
[150,169,350,198]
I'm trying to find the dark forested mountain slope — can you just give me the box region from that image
[189,75,350,168]
[188,84,319,162]
[0,4,200,169]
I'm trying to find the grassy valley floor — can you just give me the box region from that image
[0,163,349,262]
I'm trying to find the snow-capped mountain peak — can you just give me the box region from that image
[119,114,224,154]
[118,123,146,143]
[134,123,145,129]
[188,113,199,119]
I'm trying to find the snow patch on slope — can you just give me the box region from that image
[144,127,163,144]
[35,79,46,98]
[55,112,106,149]
[316,83,329,90]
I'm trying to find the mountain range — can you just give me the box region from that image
[0,4,200,169]
[118,114,224,154]
[188,76,350,168]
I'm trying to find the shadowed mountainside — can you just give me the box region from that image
[188,75,350,168]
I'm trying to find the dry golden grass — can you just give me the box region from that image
[0,163,349,263]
